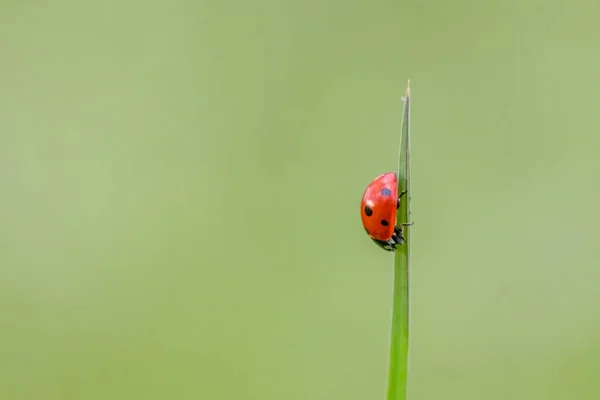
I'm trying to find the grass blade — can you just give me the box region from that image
[386,80,412,400]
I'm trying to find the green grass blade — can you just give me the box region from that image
[387,80,412,400]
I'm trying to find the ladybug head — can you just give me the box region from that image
[370,237,395,252]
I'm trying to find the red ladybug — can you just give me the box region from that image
[360,172,410,251]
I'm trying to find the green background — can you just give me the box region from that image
[2,0,600,399]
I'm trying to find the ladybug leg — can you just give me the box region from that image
[391,222,414,246]
[397,191,407,209]
[394,223,413,234]
[386,239,398,250]
[391,227,405,246]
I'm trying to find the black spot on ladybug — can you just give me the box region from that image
[381,188,392,196]
[381,219,389,226]
[364,206,373,217]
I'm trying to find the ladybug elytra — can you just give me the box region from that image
[360,172,411,251]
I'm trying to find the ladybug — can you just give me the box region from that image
[360,172,411,251]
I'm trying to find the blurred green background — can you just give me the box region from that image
[2,0,600,399]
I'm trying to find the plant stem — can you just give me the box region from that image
[387,80,411,400]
